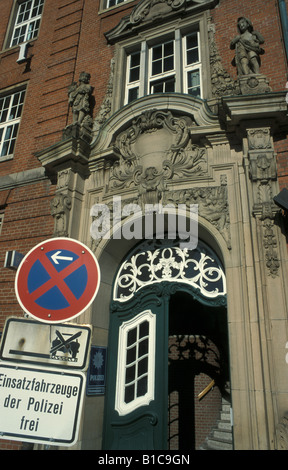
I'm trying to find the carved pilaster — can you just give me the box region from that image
[50,193,72,237]
[246,126,280,276]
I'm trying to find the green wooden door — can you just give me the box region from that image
[103,284,169,450]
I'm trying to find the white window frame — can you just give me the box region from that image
[0,213,4,236]
[115,310,156,416]
[0,88,26,160]
[106,0,128,8]
[9,0,44,48]
[183,31,202,96]
[124,27,203,105]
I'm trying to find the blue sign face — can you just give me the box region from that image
[15,238,101,324]
[86,346,107,396]
[27,250,88,310]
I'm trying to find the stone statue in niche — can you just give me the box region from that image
[230,17,271,94]
[68,72,93,125]
[230,17,264,75]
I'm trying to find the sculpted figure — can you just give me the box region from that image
[68,72,92,124]
[230,17,264,75]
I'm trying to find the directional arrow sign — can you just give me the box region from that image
[15,238,101,324]
[51,251,74,265]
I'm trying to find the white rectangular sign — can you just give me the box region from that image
[0,363,85,447]
[0,318,91,370]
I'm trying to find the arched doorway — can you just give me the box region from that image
[102,238,232,450]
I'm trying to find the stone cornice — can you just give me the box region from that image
[221,92,288,131]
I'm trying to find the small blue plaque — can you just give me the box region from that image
[86,346,107,396]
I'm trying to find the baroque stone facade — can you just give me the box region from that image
[1,0,288,452]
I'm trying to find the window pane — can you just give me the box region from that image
[125,364,135,384]
[128,88,139,103]
[187,49,199,64]
[126,345,136,364]
[124,384,135,403]
[107,0,126,7]
[129,67,139,83]
[139,320,149,338]
[127,328,137,346]
[32,0,44,18]
[187,70,200,97]
[18,1,32,24]
[136,376,147,397]
[11,26,27,46]
[138,338,148,357]
[138,356,148,377]
[164,41,173,56]
[152,59,162,76]
[186,33,198,50]
[186,33,199,65]
[27,19,40,41]
[165,79,175,92]
[151,77,175,94]
[164,56,174,72]
[152,45,162,61]
[130,51,140,68]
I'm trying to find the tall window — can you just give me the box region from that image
[125,31,202,104]
[0,89,25,159]
[115,310,156,416]
[10,0,44,47]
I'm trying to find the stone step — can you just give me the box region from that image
[206,436,233,451]
[220,411,231,421]
[221,403,231,413]
[218,420,232,431]
[212,429,233,442]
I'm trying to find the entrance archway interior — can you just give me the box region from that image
[168,290,230,450]
[103,236,231,450]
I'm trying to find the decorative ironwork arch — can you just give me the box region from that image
[113,238,226,305]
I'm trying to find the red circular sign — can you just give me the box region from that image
[15,238,101,324]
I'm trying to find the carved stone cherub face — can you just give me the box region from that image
[237,17,252,34]
[79,72,91,84]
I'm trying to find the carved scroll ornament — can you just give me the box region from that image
[109,110,207,204]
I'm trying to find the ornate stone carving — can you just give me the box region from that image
[208,21,238,97]
[263,220,280,277]
[164,182,231,248]
[109,109,207,204]
[230,17,265,76]
[50,193,72,237]
[63,72,94,141]
[230,17,271,94]
[94,58,115,134]
[247,128,271,150]
[130,0,186,25]
[68,72,93,125]
[246,126,280,276]
[275,413,288,450]
[105,0,219,43]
